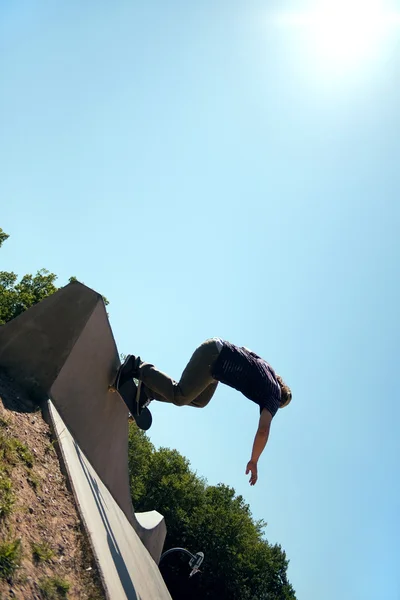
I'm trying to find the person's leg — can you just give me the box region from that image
[139,339,220,407]
[188,381,219,408]
[143,381,218,408]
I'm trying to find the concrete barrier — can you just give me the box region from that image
[0,281,166,563]
[48,401,171,600]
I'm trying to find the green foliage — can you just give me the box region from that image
[13,439,34,468]
[0,433,34,469]
[0,268,58,325]
[0,230,109,325]
[0,429,34,518]
[39,576,70,599]
[0,229,9,249]
[27,469,41,491]
[0,470,15,518]
[31,541,54,564]
[0,225,58,323]
[0,539,22,580]
[128,427,155,505]
[44,441,56,456]
[128,425,296,600]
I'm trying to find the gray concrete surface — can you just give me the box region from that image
[49,401,172,600]
[0,280,101,399]
[0,281,166,562]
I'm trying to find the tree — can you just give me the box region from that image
[0,228,9,249]
[128,424,296,600]
[0,269,59,325]
[0,229,108,324]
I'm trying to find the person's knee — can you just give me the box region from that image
[190,399,208,408]
[173,397,189,407]
[171,383,192,407]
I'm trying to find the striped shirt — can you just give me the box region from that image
[211,340,281,418]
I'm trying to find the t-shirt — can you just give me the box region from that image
[211,340,281,418]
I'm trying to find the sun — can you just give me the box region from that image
[274,0,400,70]
[307,0,397,63]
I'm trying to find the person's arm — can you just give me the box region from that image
[245,408,272,486]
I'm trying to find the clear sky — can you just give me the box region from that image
[1,1,400,598]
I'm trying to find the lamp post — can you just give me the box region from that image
[159,548,204,577]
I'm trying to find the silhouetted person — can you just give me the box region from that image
[116,338,292,485]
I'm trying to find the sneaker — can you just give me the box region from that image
[115,355,142,389]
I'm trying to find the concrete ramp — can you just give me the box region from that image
[48,401,171,600]
[0,281,166,562]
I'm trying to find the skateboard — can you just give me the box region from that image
[110,365,152,431]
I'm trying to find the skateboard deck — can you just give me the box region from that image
[110,376,152,431]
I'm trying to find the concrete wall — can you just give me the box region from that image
[49,299,133,525]
[0,281,166,563]
[49,401,171,600]
[0,281,100,399]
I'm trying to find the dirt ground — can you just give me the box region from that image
[0,371,105,600]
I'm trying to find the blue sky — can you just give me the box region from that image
[1,1,400,598]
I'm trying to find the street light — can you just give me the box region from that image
[159,548,205,577]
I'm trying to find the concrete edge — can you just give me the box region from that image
[45,396,167,563]
[135,511,165,530]
[134,511,168,565]
[43,399,111,600]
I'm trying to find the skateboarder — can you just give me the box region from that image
[118,338,292,485]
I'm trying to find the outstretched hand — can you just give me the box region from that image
[246,461,258,486]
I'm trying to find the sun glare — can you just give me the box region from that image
[274,0,400,69]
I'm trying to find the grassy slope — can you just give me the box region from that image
[0,371,105,600]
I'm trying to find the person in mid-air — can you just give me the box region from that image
[116,338,292,486]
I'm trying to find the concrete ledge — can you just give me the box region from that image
[134,512,167,564]
[48,401,171,600]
